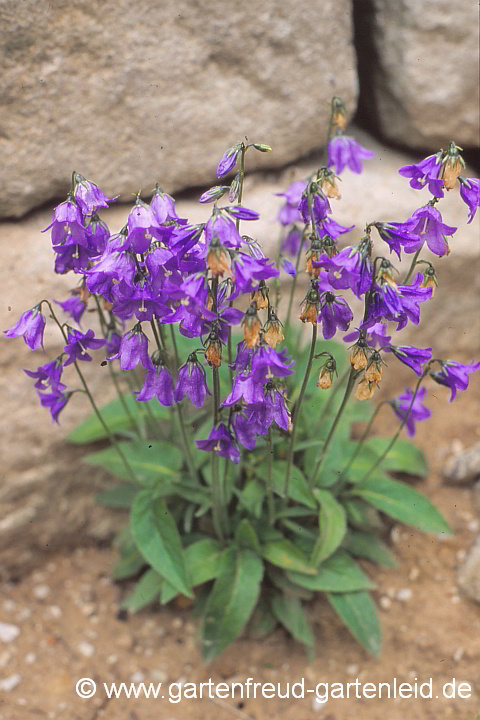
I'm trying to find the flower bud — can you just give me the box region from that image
[317,359,336,390]
[299,288,319,325]
[205,336,222,368]
[251,281,269,310]
[331,96,347,130]
[207,241,230,277]
[355,379,378,401]
[349,340,369,370]
[263,308,284,348]
[364,351,383,383]
[421,267,438,296]
[242,302,262,348]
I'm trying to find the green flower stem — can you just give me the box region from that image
[93,296,141,437]
[312,366,350,434]
[284,323,318,499]
[274,226,285,307]
[44,301,138,483]
[339,400,390,480]
[267,427,275,525]
[150,321,197,481]
[210,276,227,540]
[308,366,358,490]
[403,248,422,284]
[358,370,428,484]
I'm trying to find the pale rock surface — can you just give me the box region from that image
[458,535,480,604]
[0,0,357,218]
[1,129,478,577]
[366,0,479,149]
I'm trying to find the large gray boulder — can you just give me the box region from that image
[0,0,357,218]
[364,0,479,150]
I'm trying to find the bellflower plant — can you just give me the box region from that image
[6,98,479,663]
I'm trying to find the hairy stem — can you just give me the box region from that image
[309,367,357,490]
[284,323,318,498]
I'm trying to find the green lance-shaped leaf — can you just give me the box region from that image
[270,592,315,648]
[262,537,317,575]
[235,519,262,554]
[84,441,183,483]
[131,490,192,598]
[327,591,382,657]
[344,531,397,568]
[202,547,264,662]
[247,602,278,639]
[96,483,139,509]
[350,475,452,534]
[160,538,224,605]
[287,550,375,592]
[68,394,170,444]
[311,488,347,565]
[121,569,163,612]
[347,437,428,481]
[112,548,145,581]
[254,460,316,509]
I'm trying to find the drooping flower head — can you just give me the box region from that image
[216,144,242,178]
[38,386,71,423]
[406,205,457,257]
[327,135,375,175]
[63,328,106,366]
[73,172,115,215]
[390,387,432,437]
[317,292,353,340]
[430,360,480,402]
[459,177,480,224]
[136,357,174,406]
[54,296,87,325]
[4,306,46,350]
[276,180,307,226]
[174,353,211,407]
[196,423,240,463]
[384,345,433,376]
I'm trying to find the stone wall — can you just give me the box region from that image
[0,0,357,218]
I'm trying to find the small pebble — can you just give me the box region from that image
[379,596,392,610]
[0,674,22,691]
[390,526,401,544]
[346,664,359,676]
[0,651,12,668]
[0,622,20,643]
[131,671,145,683]
[107,655,118,665]
[3,600,16,613]
[33,585,51,601]
[15,608,32,622]
[468,520,480,533]
[47,606,62,619]
[386,587,396,599]
[451,595,461,604]
[396,588,413,602]
[408,567,420,581]
[453,648,464,662]
[77,641,95,658]
[80,603,97,617]
[456,549,467,563]
[25,653,36,664]
[171,618,183,630]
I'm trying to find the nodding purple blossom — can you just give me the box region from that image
[4,306,46,350]
[406,206,457,257]
[281,227,303,256]
[276,181,307,226]
[86,214,110,255]
[174,354,211,407]
[384,345,433,376]
[136,364,174,406]
[196,423,240,463]
[299,192,331,226]
[430,360,480,402]
[151,186,184,224]
[282,259,296,276]
[319,243,373,297]
[38,386,71,423]
[63,328,106,366]
[54,297,87,325]
[74,174,115,215]
[391,387,432,437]
[459,177,480,224]
[327,136,375,175]
[398,153,444,197]
[42,198,87,247]
[224,205,260,222]
[318,216,355,240]
[112,326,152,371]
[216,145,241,178]
[363,274,432,331]
[123,202,163,255]
[374,220,421,260]
[24,359,64,391]
[317,293,353,339]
